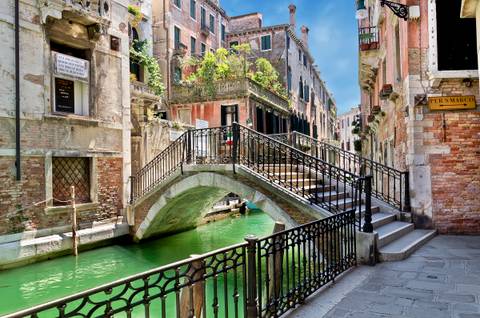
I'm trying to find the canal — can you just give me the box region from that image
[0,210,275,316]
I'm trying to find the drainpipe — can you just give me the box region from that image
[163,0,171,105]
[15,0,21,181]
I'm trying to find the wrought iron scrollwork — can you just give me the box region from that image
[380,0,409,20]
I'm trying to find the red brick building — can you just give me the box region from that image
[357,0,480,234]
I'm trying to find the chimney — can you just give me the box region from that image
[301,25,309,47]
[289,4,296,29]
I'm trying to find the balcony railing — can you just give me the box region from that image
[171,78,290,112]
[358,27,379,51]
[201,24,210,36]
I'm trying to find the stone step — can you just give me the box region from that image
[263,164,299,173]
[309,191,348,202]
[361,212,397,230]
[376,221,414,248]
[379,229,437,262]
[303,184,336,193]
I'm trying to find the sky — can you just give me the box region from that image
[221,0,359,115]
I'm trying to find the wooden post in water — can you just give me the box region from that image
[180,255,205,318]
[71,186,78,256]
[268,221,285,308]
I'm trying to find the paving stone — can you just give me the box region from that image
[417,272,447,282]
[457,284,480,295]
[458,314,480,318]
[405,280,454,292]
[399,271,417,279]
[405,306,451,318]
[438,293,476,304]
[382,286,434,301]
[323,308,350,318]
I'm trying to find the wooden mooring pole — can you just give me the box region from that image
[71,186,78,256]
[179,255,205,318]
[268,221,285,307]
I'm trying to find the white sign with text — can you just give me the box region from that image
[54,52,89,80]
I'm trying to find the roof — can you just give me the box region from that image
[230,12,262,20]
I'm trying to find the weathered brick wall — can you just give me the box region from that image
[425,111,480,234]
[97,157,124,220]
[229,14,263,32]
[0,157,123,235]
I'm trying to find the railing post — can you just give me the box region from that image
[362,175,373,233]
[129,176,135,204]
[403,170,411,212]
[186,129,192,164]
[292,131,297,149]
[245,235,258,318]
[232,123,240,174]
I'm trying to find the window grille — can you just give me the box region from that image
[53,157,91,205]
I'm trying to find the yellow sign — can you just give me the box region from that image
[428,96,477,111]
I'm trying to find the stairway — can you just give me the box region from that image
[262,163,436,262]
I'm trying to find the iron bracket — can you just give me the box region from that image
[380,0,409,20]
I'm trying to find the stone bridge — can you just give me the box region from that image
[129,165,329,241]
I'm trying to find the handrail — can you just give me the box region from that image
[3,209,358,318]
[277,130,410,212]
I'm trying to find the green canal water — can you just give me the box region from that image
[0,211,275,316]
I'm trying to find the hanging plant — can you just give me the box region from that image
[128,5,143,27]
[130,40,165,97]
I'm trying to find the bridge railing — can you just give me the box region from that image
[3,210,356,318]
[271,131,411,212]
[130,124,373,233]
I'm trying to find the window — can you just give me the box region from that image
[52,157,90,206]
[221,24,226,42]
[221,105,238,126]
[201,43,206,55]
[174,26,181,49]
[178,108,191,124]
[303,54,307,67]
[261,35,271,51]
[51,42,90,116]
[201,7,206,28]
[174,0,181,8]
[298,49,302,61]
[190,36,196,55]
[287,35,290,49]
[174,67,182,83]
[287,67,292,92]
[209,14,215,34]
[395,24,401,81]
[190,0,196,19]
[229,41,239,48]
[299,77,304,99]
[130,28,143,82]
[436,0,477,70]
[304,84,309,102]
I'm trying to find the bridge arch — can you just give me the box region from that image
[133,171,306,241]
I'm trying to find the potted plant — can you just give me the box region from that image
[128,5,143,27]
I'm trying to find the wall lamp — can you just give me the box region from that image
[356,0,409,20]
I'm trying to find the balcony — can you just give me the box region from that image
[358,27,379,51]
[201,24,210,37]
[173,43,188,56]
[171,78,290,113]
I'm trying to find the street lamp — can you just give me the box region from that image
[356,0,409,21]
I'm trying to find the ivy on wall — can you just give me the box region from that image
[130,40,165,97]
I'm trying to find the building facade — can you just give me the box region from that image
[0,0,131,237]
[357,0,480,234]
[227,5,337,140]
[337,106,361,152]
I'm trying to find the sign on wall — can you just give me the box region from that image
[54,52,89,80]
[428,96,477,111]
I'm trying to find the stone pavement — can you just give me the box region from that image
[286,236,480,318]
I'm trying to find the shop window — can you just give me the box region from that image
[51,42,90,116]
[436,0,477,70]
[52,157,91,206]
[261,35,271,51]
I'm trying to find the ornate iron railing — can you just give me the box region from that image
[130,124,372,232]
[3,211,357,318]
[273,131,410,212]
